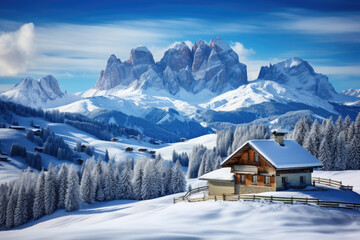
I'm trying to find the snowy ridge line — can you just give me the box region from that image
[175,192,360,210]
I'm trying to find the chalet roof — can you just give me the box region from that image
[221,140,323,170]
[199,167,234,182]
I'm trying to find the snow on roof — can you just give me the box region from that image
[221,140,323,170]
[199,167,234,182]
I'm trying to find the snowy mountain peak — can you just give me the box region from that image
[128,47,155,65]
[257,57,336,99]
[209,37,232,52]
[107,54,121,66]
[341,88,360,98]
[161,42,193,71]
[39,75,64,98]
[0,75,65,107]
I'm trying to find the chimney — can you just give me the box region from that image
[272,129,288,146]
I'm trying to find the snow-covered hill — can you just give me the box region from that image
[1,171,360,240]
[0,75,80,108]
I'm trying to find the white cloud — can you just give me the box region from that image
[313,65,360,75]
[230,42,255,62]
[279,15,360,35]
[0,23,34,76]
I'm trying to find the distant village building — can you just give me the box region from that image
[9,126,25,130]
[138,148,147,152]
[33,129,41,136]
[125,147,133,152]
[111,137,119,142]
[34,125,41,129]
[200,130,323,195]
[180,138,186,142]
[149,150,156,155]
[34,147,44,152]
[0,155,8,161]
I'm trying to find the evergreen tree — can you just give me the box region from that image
[14,186,27,227]
[57,164,68,208]
[141,160,157,200]
[0,184,8,226]
[104,149,110,162]
[319,138,331,170]
[120,160,134,199]
[80,167,95,204]
[133,160,144,200]
[155,158,165,196]
[292,117,311,146]
[44,164,57,215]
[33,171,46,219]
[113,171,122,200]
[164,162,173,195]
[347,138,358,169]
[303,119,320,158]
[354,113,360,169]
[6,186,18,228]
[93,158,105,201]
[171,161,186,194]
[65,165,81,212]
[334,131,347,170]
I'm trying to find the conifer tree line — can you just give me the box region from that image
[186,124,271,179]
[0,156,185,229]
[290,113,360,170]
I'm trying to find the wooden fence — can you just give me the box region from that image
[174,177,357,210]
[174,193,360,210]
[312,177,353,191]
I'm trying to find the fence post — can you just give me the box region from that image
[313,180,315,186]
[317,199,320,205]
[215,195,217,201]
[173,198,175,204]
[270,196,273,202]
[291,196,293,204]
[306,197,308,204]
[223,194,225,201]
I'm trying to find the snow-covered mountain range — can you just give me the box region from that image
[94,37,247,95]
[1,37,359,141]
[341,89,360,98]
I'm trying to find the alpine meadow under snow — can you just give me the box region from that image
[0,35,360,239]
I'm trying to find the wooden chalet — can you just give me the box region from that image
[200,131,323,195]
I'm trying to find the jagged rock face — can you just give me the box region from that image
[93,37,248,95]
[257,57,337,99]
[38,75,64,99]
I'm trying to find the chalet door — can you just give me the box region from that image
[281,176,289,189]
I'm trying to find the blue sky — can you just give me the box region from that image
[0,0,359,93]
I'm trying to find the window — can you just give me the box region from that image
[252,175,257,184]
[265,176,270,185]
[300,176,305,183]
[240,175,245,183]
[254,152,258,162]
[282,177,286,184]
